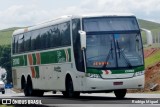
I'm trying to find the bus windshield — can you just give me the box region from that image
[86,33,143,69]
[83,17,143,69]
[83,17,139,32]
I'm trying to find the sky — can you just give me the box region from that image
[0,0,160,30]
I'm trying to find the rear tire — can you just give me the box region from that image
[2,91,5,94]
[114,89,127,99]
[24,78,34,96]
[24,83,29,96]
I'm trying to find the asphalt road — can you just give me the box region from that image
[0,89,160,107]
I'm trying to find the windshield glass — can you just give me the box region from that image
[86,33,143,69]
[83,17,139,32]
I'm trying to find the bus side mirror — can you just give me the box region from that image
[140,28,153,46]
[79,30,86,50]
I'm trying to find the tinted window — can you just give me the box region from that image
[12,37,15,54]
[24,32,31,52]
[13,21,71,54]
[31,30,41,50]
[59,22,71,46]
[40,27,51,49]
[83,17,139,32]
[50,25,58,47]
[72,19,84,72]
[18,34,24,53]
[14,35,19,53]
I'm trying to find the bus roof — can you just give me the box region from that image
[12,13,135,36]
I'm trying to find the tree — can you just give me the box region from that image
[0,45,12,84]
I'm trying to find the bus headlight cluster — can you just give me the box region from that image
[134,71,145,77]
[87,73,101,78]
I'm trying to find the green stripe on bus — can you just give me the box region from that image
[41,49,71,64]
[86,69,102,74]
[12,55,27,67]
[12,48,71,67]
[86,66,144,74]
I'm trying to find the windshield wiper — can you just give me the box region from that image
[116,40,132,68]
[103,40,113,68]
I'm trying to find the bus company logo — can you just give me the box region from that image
[102,70,112,75]
[13,58,20,65]
[54,66,61,72]
[2,99,11,104]
[125,70,134,73]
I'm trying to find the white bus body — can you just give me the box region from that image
[12,14,145,98]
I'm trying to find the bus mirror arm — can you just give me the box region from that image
[140,28,153,46]
[79,30,86,50]
[79,30,87,73]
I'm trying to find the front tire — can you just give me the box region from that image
[114,89,127,99]
[62,77,80,98]
[33,90,44,96]
[2,91,5,94]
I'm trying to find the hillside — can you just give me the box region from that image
[1,19,160,92]
[144,48,160,91]
[0,19,160,45]
[0,27,20,45]
[138,19,160,30]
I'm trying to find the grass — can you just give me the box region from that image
[145,91,160,94]
[0,27,20,45]
[0,19,160,69]
[0,105,13,107]
[145,49,160,68]
[138,19,160,30]
[0,19,160,46]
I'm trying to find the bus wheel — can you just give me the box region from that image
[24,78,34,96]
[2,91,5,94]
[63,77,74,97]
[33,90,44,96]
[74,92,80,97]
[114,89,127,99]
[24,83,29,96]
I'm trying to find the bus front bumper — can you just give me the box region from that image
[85,75,144,91]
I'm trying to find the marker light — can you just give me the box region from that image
[87,73,101,78]
[93,62,109,66]
[134,71,145,77]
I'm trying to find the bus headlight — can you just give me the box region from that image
[86,73,101,78]
[134,71,145,77]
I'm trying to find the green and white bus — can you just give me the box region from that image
[11,14,151,98]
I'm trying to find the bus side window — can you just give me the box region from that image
[58,24,63,46]
[18,34,24,53]
[50,26,57,48]
[60,22,71,46]
[72,19,84,72]
[40,28,50,49]
[24,32,31,52]
[14,35,18,54]
[12,37,15,54]
[46,27,51,48]
[51,25,61,48]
